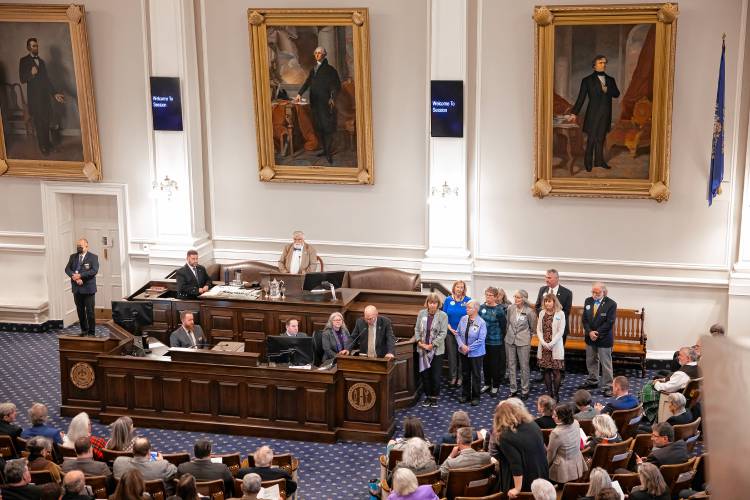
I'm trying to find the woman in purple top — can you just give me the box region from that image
[442,280,471,386]
[320,311,351,363]
[387,468,439,500]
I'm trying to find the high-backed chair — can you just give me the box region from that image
[204,260,279,285]
[612,472,641,494]
[674,417,702,453]
[0,435,17,458]
[342,267,421,291]
[588,438,633,475]
[233,477,287,499]
[611,404,643,439]
[85,475,109,499]
[579,419,595,437]
[560,481,590,500]
[455,494,504,500]
[144,479,166,500]
[161,452,190,468]
[102,448,133,465]
[437,443,455,465]
[29,469,55,485]
[196,479,225,500]
[660,458,697,496]
[218,453,241,477]
[443,463,495,500]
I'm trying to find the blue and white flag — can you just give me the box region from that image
[708,36,726,206]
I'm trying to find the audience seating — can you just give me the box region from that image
[588,438,633,475]
[578,419,594,437]
[196,479,225,500]
[102,448,133,463]
[162,451,190,467]
[611,472,641,493]
[219,453,242,477]
[144,479,167,500]
[258,478,287,499]
[246,452,299,477]
[0,435,16,458]
[341,267,421,291]
[443,463,495,500]
[15,436,27,455]
[84,475,109,499]
[379,448,403,474]
[630,433,654,459]
[530,306,646,376]
[611,404,643,440]
[316,255,324,271]
[674,417,702,453]
[560,481,590,500]
[29,470,55,485]
[660,458,697,497]
[437,444,454,465]
[58,444,77,459]
[416,469,442,494]
[455,494,503,500]
[682,378,702,407]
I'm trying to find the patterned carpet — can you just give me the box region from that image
[0,328,656,499]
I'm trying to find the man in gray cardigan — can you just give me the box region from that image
[439,427,491,480]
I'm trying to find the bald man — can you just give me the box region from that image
[62,470,92,500]
[348,305,395,359]
[64,238,99,336]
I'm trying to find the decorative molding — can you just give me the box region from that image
[0,232,46,253]
[476,252,729,272]
[213,235,425,252]
[0,300,49,324]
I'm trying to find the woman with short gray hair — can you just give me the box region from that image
[0,402,22,446]
[505,290,537,400]
[666,392,693,426]
[320,311,351,363]
[456,300,487,406]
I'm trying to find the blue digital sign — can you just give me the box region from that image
[150,77,183,131]
[431,80,463,137]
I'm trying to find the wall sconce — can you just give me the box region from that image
[152,175,178,200]
[431,181,459,198]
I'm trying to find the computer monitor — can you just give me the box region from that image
[303,271,346,291]
[112,300,154,333]
[266,335,314,366]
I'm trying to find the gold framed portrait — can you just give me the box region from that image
[532,3,678,201]
[248,8,374,184]
[0,4,101,181]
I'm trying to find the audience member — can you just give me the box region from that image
[534,395,556,429]
[237,446,297,496]
[490,400,549,496]
[579,467,612,500]
[433,411,478,462]
[390,438,437,485]
[580,282,617,396]
[630,462,669,500]
[636,423,689,467]
[442,281,471,386]
[21,403,63,445]
[1,458,44,500]
[106,416,136,452]
[665,393,693,426]
[278,231,318,274]
[671,323,723,370]
[505,290,537,400]
[61,436,112,485]
[414,293,448,407]
[530,478,557,500]
[594,376,638,415]
[177,438,234,494]
[349,305,396,359]
[586,414,622,458]
[62,412,106,461]
[112,437,178,492]
[174,474,201,500]
[237,473,262,500]
[110,468,147,500]
[387,468,438,500]
[281,318,306,337]
[456,300,487,406]
[175,249,211,299]
[536,293,566,400]
[654,347,701,422]
[0,402,22,443]
[439,427,490,481]
[320,312,350,362]
[170,311,206,349]
[594,487,621,500]
[61,471,93,500]
[26,436,63,483]
[534,269,573,345]
[573,390,596,420]
[387,416,429,466]
[479,287,507,396]
[547,404,587,484]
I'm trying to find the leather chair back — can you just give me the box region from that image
[342,267,421,291]
[206,261,278,284]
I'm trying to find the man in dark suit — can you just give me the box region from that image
[61,471,94,500]
[567,54,620,171]
[169,311,206,348]
[237,446,296,496]
[295,46,341,164]
[19,38,65,156]
[348,305,395,359]
[177,439,233,495]
[637,423,689,467]
[594,376,639,414]
[535,269,573,343]
[64,239,99,336]
[580,281,617,396]
[1,458,44,500]
[175,249,211,299]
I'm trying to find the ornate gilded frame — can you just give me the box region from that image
[532,3,678,201]
[0,4,101,181]
[248,8,374,184]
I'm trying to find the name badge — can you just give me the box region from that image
[472,325,479,332]
[481,309,486,314]
[84,263,91,270]
[585,304,591,310]
[450,300,455,306]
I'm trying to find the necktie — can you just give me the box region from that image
[593,300,600,316]
[79,254,84,264]
[191,266,198,279]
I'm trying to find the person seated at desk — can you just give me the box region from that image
[175,249,212,299]
[281,318,307,337]
[278,230,318,274]
[321,311,350,362]
[170,311,206,348]
[348,305,395,359]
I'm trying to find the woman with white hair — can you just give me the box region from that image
[505,290,537,400]
[580,467,613,500]
[320,311,351,363]
[665,392,693,426]
[389,437,438,485]
[62,411,107,460]
[387,467,438,500]
[456,300,487,406]
[530,478,557,500]
[585,414,622,459]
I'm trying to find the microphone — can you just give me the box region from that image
[321,280,336,299]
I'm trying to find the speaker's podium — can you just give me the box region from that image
[336,354,395,442]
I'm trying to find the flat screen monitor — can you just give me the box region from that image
[303,271,346,291]
[266,335,314,366]
[430,80,464,137]
[111,300,153,333]
[150,76,183,131]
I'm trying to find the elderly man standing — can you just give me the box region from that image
[349,305,395,359]
[278,231,318,274]
[580,282,617,396]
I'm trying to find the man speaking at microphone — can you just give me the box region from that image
[170,311,206,348]
[348,305,395,359]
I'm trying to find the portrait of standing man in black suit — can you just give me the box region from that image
[64,238,98,336]
[567,55,620,172]
[19,37,65,156]
[175,249,212,299]
[295,46,341,164]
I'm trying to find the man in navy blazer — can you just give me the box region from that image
[175,249,212,299]
[535,268,573,343]
[348,305,395,359]
[580,281,617,395]
[64,238,99,336]
[595,376,638,414]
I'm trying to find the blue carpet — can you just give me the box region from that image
[0,328,656,499]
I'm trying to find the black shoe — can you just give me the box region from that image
[316,151,327,157]
[430,400,439,408]
[534,376,545,383]
[585,165,592,172]
[422,398,432,407]
[509,391,519,398]
[578,382,598,389]
[599,162,612,169]
[471,399,480,406]
[458,397,468,404]
[520,393,530,401]
[326,155,333,164]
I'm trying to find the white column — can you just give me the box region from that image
[144,0,211,267]
[421,0,473,287]
[728,116,750,338]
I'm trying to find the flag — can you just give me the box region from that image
[708,36,726,206]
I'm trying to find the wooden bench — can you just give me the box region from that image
[531,305,646,377]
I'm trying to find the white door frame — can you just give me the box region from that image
[41,181,130,322]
